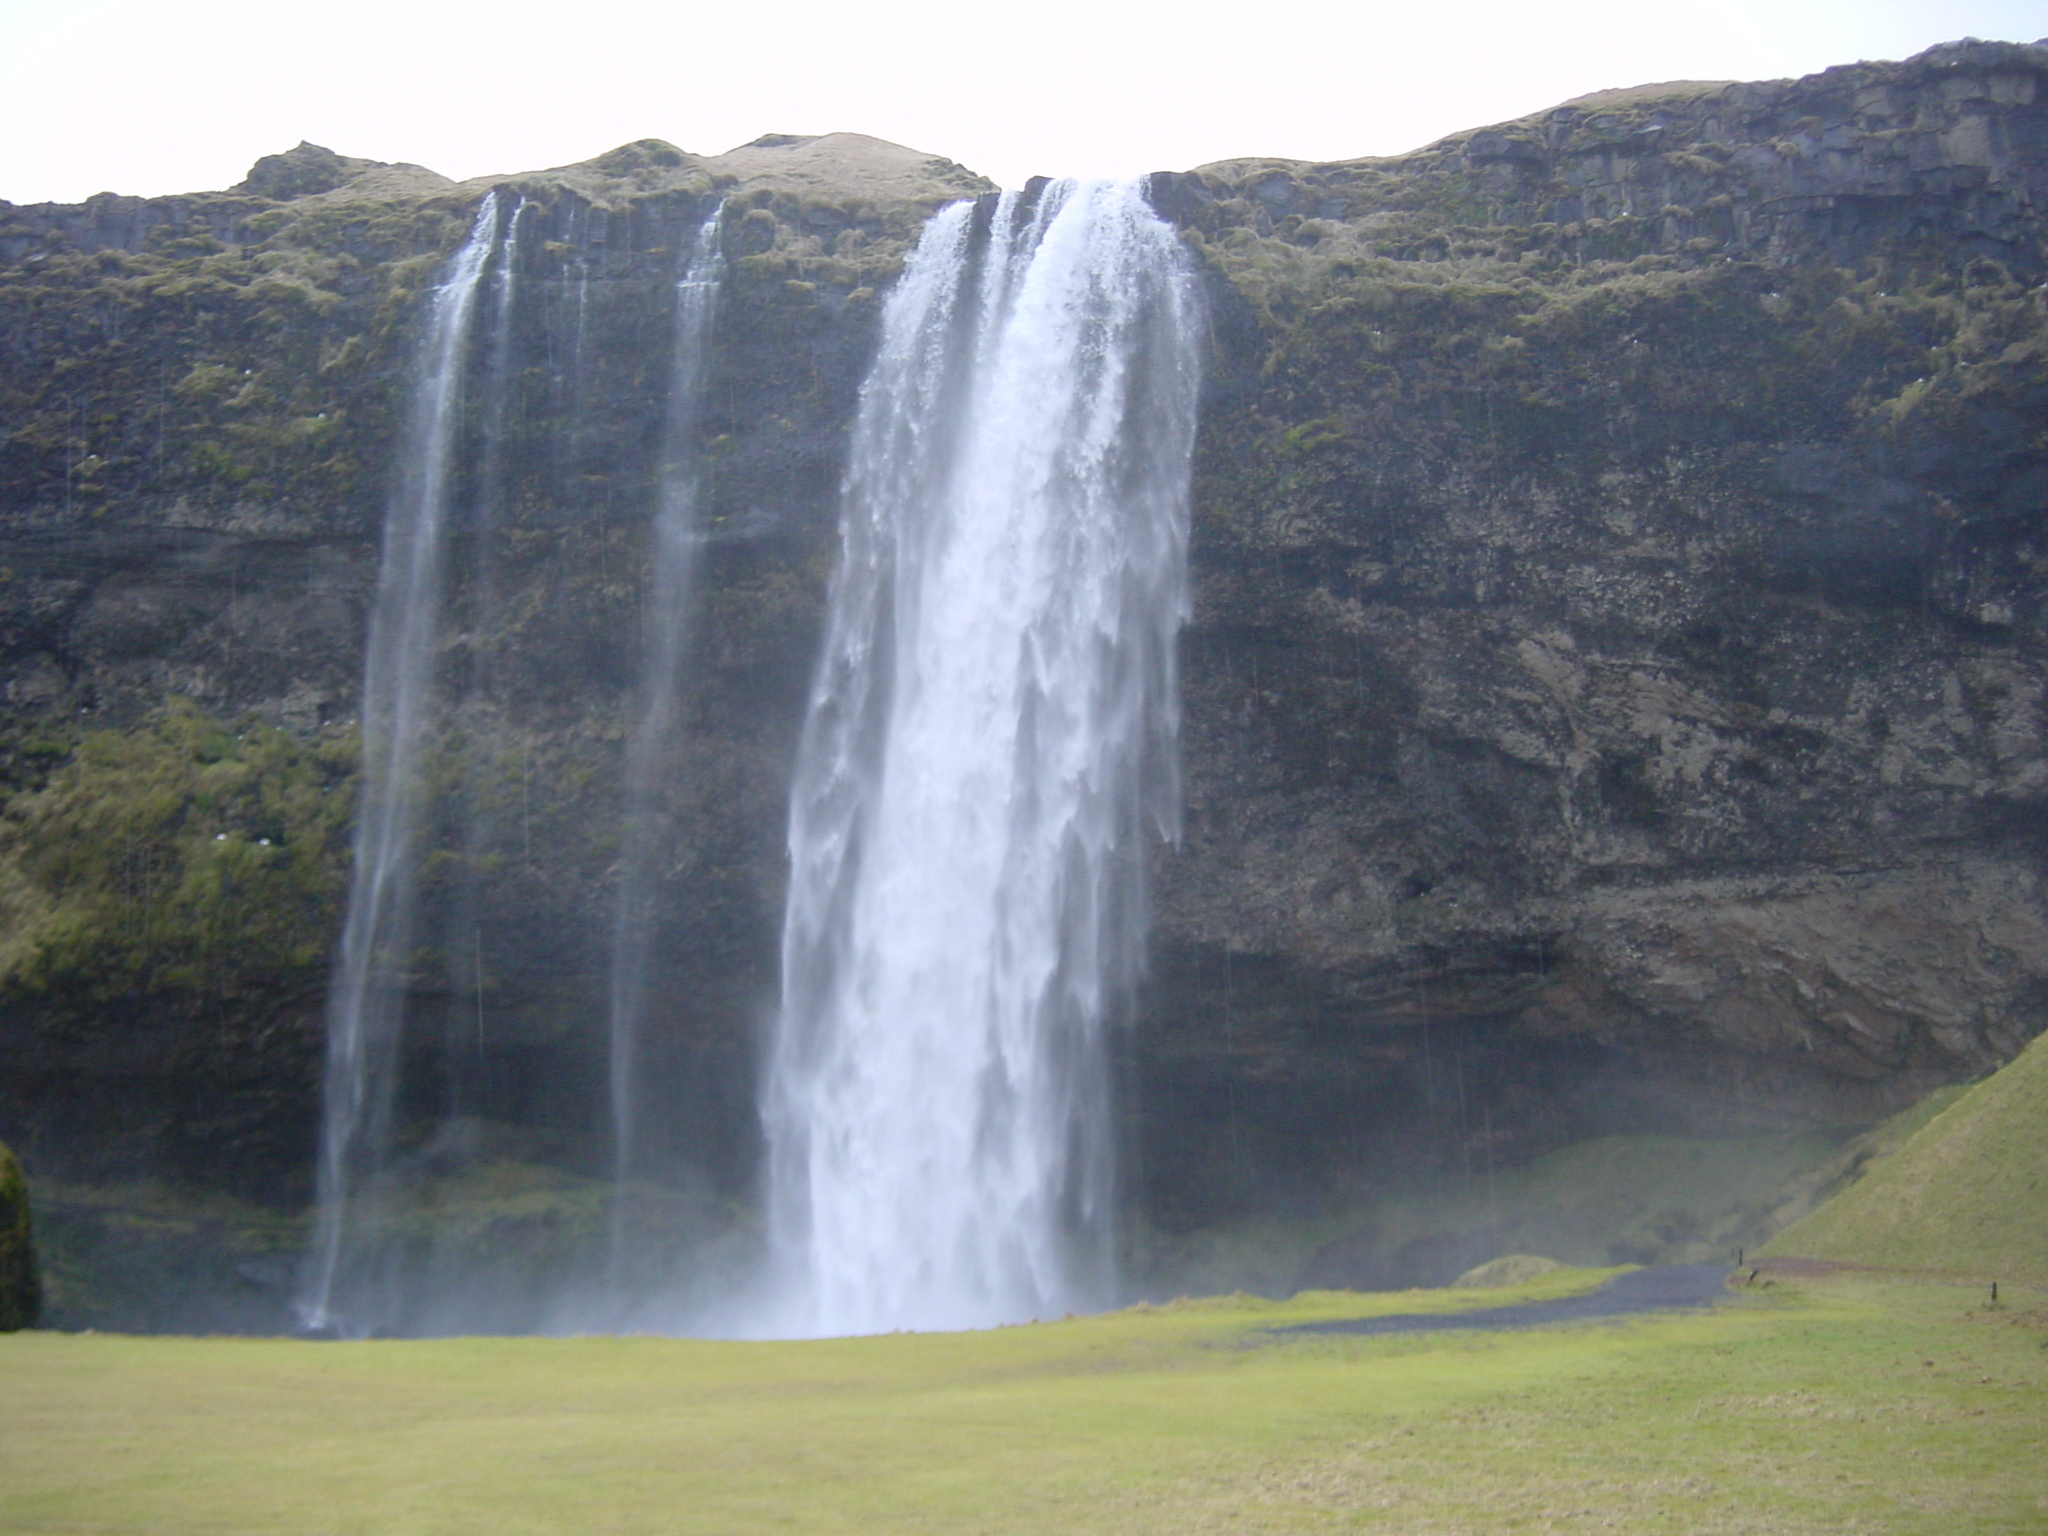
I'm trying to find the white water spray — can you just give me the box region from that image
[762,181,1202,1337]
[303,195,501,1332]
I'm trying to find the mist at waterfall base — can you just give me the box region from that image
[296,181,1201,1339]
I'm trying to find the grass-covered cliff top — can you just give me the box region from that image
[1180,36,2047,313]
[1195,36,2047,183]
[221,131,993,212]
[1,130,992,267]
[252,129,996,211]
[692,132,994,203]
[8,36,2040,314]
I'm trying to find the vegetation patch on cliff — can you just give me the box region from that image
[0,701,353,1010]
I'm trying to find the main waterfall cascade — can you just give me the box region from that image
[299,196,732,1336]
[297,178,1199,1338]
[761,181,1204,1337]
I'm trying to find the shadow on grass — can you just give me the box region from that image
[1274,1263,1734,1337]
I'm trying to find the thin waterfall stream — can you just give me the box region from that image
[303,194,502,1333]
[761,181,1202,1337]
[443,194,525,1132]
[607,207,726,1290]
[300,194,732,1336]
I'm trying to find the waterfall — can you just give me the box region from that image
[761,181,1203,1337]
[302,194,502,1333]
[607,207,726,1285]
[443,194,524,1125]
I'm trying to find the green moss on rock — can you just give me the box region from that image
[0,700,355,1009]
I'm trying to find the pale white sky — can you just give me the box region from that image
[0,0,2041,204]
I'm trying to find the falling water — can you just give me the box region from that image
[469,192,527,625]
[302,194,502,1332]
[442,193,524,1116]
[607,207,726,1281]
[761,181,1202,1337]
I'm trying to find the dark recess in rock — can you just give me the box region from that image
[0,1142,41,1331]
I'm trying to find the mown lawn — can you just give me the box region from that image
[3,1271,2043,1534]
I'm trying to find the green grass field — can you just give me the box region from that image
[5,1269,2044,1535]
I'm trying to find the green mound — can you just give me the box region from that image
[232,141,394,200]
[0,1141,39,1330]
[1765,1030,2048,1281]
[1453,1254,1564,1288]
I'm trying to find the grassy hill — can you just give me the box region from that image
[1764,1029,2048,1282]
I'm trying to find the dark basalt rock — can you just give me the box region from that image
[0,1142,40,1331]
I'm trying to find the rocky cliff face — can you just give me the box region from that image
[0,135,982,1217]
[1,42,2043,1313]
[1127,39,2048,1233]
